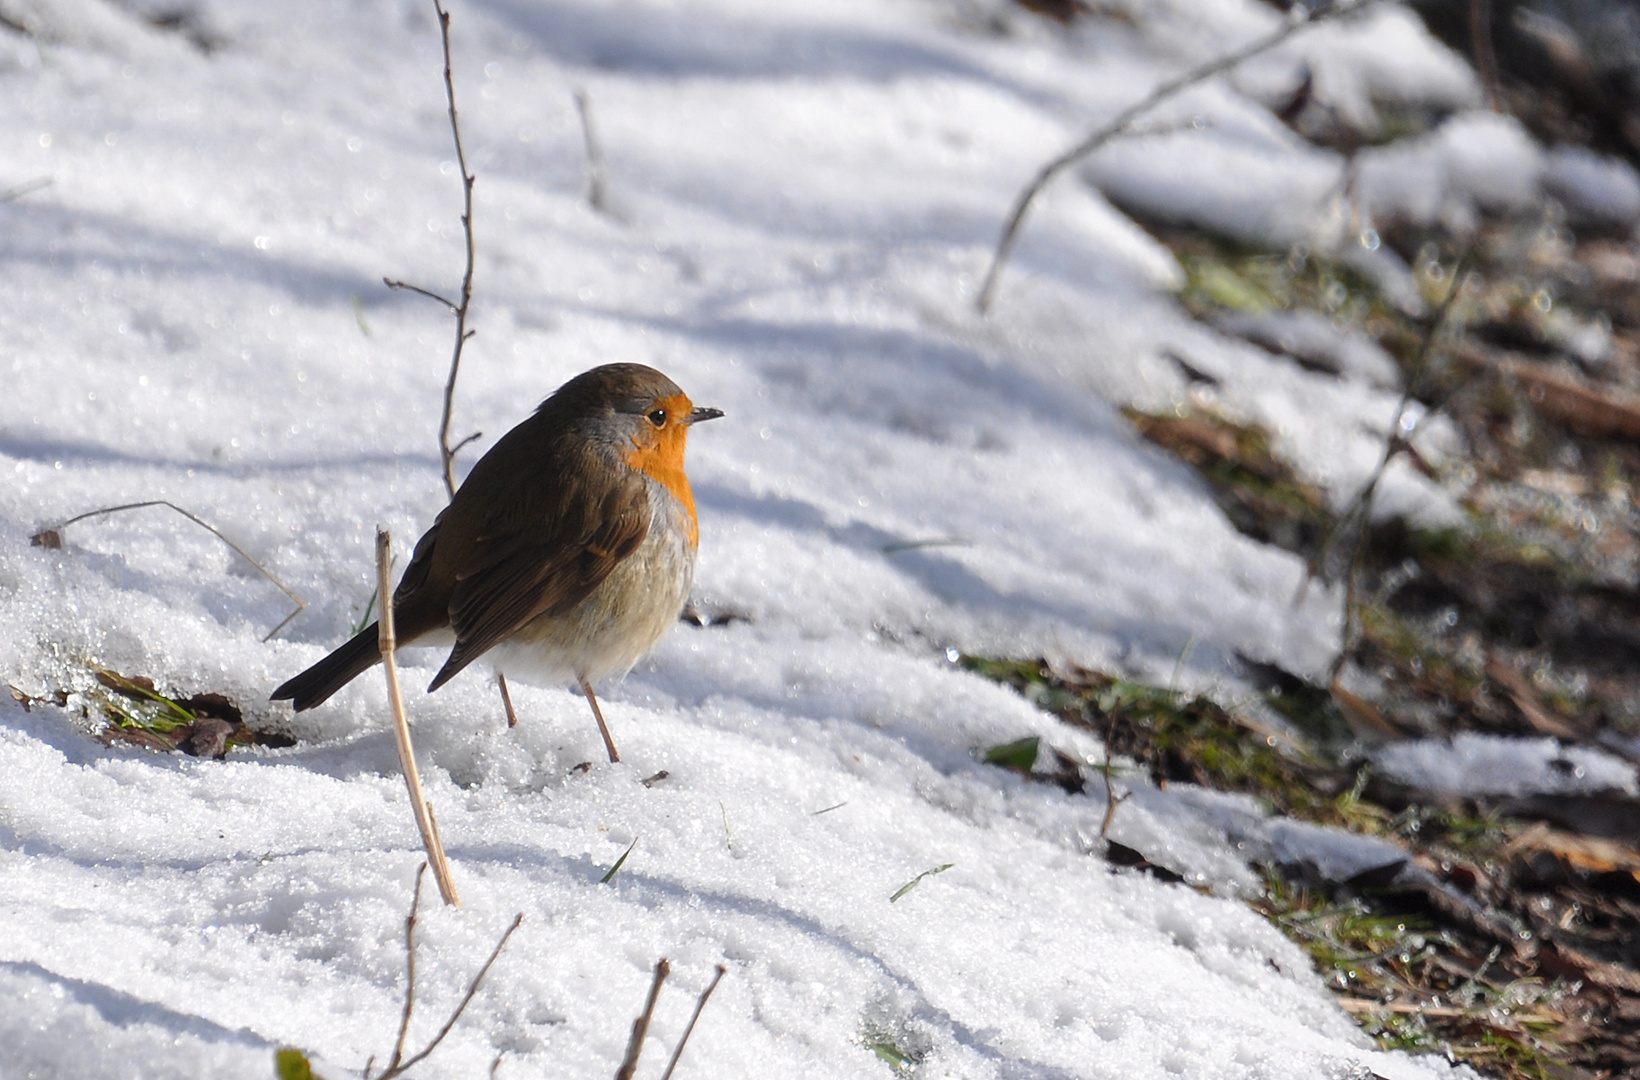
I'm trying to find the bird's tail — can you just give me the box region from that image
[270,624,383,711]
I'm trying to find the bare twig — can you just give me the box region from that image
[31,500,307,641]
[378,529,461,906]
[616,959,671,1080]
[386,0,480,498]
[1098,714,1130,839]
[1306,260,1470,680]
[383,277,458,314]
[496,672,518,727]
[433,0,477,499]
[1469,0,1502,111]
[1,176,52,202]
[381,915,522,1078]
[373,877,524,1080]
[975,0,1376,314]
[574,88,610,214]
[386,864,430,1076]
[1300,260,1472,598]
[659,965,727,1080]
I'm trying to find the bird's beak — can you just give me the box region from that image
[684,406,725,425]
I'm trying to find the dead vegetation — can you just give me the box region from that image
[977,4,1640,1074]
[10,667,290,759]
[966,656,1640,1079]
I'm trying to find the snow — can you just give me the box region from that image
[1375,733,1640,799]
[0,0,1512,1077]
[1355,111,1547,233]
[1544,144,1640,229]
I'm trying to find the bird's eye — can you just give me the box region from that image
[646,408,667,428]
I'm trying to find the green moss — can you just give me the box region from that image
[959,656,1351,822]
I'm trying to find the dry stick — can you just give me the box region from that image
[433,0,477,500]
[1299,259,1471,601]
[378,529,461,906]
[1098,714,1130,839]
[975,0,1375,315]
[574,88,610,214]
[496,672,519,727]
[32,500,307,641]
[1,176,52,202]
[385,863,431,1077]
[580,674,621,763]
[659,965,727,1080]
[377,911,526,1080]
[1314,261,1470,682]
[383,277,458,313]
[615,959,671,1080]
[1469,0,1502,112]
[385,0,480,499]
[386,2,510,732]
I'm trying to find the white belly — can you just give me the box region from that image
[489,482,696,686]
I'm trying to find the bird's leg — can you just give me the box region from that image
[578,674,620,763]
[496,673,518,728]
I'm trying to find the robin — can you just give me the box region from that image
[271,362,722,763]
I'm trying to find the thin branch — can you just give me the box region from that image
[496,672,518,728]
[379,914,524,1079]
[659,965,727,1080]
[975,0,1376,314]
[1469,0,1502,111]
[1299,258,1472,605]
[574,88,610,214]
[378,529,461,907]
[31,500,307,641]
[387,864,430,1075]
[1098,714,1129,839]
[1,176,52,202]
[432,0,477,500]
[384,277,459,314]
[1314,260,1470,681]
[616,959,671,1080]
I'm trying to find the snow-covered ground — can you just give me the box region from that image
[0,0,1550,1076]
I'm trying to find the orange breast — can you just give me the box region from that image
[621,392,700,547]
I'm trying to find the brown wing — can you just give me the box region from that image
[425,447,651,691]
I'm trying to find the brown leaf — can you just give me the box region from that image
[94,669,159,697]
[182,718,234,759]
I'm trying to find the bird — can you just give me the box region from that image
[271,362,722,763]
